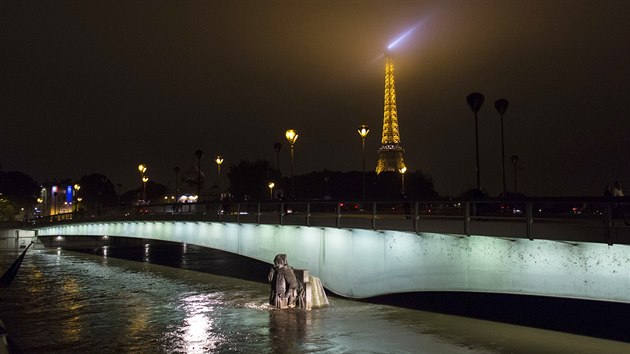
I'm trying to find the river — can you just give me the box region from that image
[0,243,628,353]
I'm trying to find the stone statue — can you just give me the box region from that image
[268,254,300,308]
[268,254,329,310]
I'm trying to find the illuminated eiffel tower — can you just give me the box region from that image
[375,55,406,174]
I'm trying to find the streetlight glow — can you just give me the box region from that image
[285,129,298,145]
[215,155,223,176]
[268,182,275,200]
[138,164,147,175]
[358,125,369,138]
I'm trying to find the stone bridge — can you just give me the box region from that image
[27,199,630,302]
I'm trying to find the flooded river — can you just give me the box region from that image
[1,243,628,353]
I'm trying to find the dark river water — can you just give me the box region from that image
[1,242,629,353]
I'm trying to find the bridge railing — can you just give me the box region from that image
[27,198,630,245]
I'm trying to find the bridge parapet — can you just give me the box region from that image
[27,198,630,245]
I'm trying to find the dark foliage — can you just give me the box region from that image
[0,170,38,206]
[227,159,280,200]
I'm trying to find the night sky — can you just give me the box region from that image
[2,1,629,197]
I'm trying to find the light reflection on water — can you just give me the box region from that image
[0,248,628,354]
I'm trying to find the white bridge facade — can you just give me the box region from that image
[35,215,630,303]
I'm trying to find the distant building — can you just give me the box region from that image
[39,185,77,215]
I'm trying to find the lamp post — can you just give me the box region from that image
[273,142,282,172]
[268,182,275,200]
[511,155,519,194]
[399,166,407,194]
[195,150,204,199]
[215,155,223,176]
[138,164,147,203]
[37,197,43,215]
[466,92,485,189]
[173,166,180,202]
[142,176,149,202]
[73,184,80,212]
[357,124,369,199]
[285,129,298,199]
[495,98,509,197]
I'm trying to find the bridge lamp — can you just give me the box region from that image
[285,129,299,199]
[357,124,369,199]
[268,182,275,200]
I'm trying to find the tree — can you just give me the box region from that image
[227,159,279,200]
[0,195,17,221]
[0,170,38,208]
[77,174,118,209]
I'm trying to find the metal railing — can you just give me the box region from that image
[27,197,630,245]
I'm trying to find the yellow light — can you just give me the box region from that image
[142,176,149,183]
[268,182,275,189]
[358,124,369,138]
[73,184,80,191]
[138,164,147,174]
[285,129,298,145]
[399,166,407,174]
[215,156,223,165]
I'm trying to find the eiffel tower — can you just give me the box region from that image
[375,55,406,174]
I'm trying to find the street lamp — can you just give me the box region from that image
[142,176,149,202]
[268,182,275,200]
[285,129,298,199]
[511,155,519,194]
[195,149,204,199]
[466,92,485,189]
[495,98,509,197]
[399,166,407,194]
[173,166,180,201]
[357,124,369,199]
[273,142,282,172]
[138,164,148,203]
[215,155,223,176]
[73,184,80,212]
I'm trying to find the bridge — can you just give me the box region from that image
[26,198,630,303]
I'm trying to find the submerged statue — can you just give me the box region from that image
[267,254,329,310]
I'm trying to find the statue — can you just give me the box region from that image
[268,254,329,310]
[268,254,300,308]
